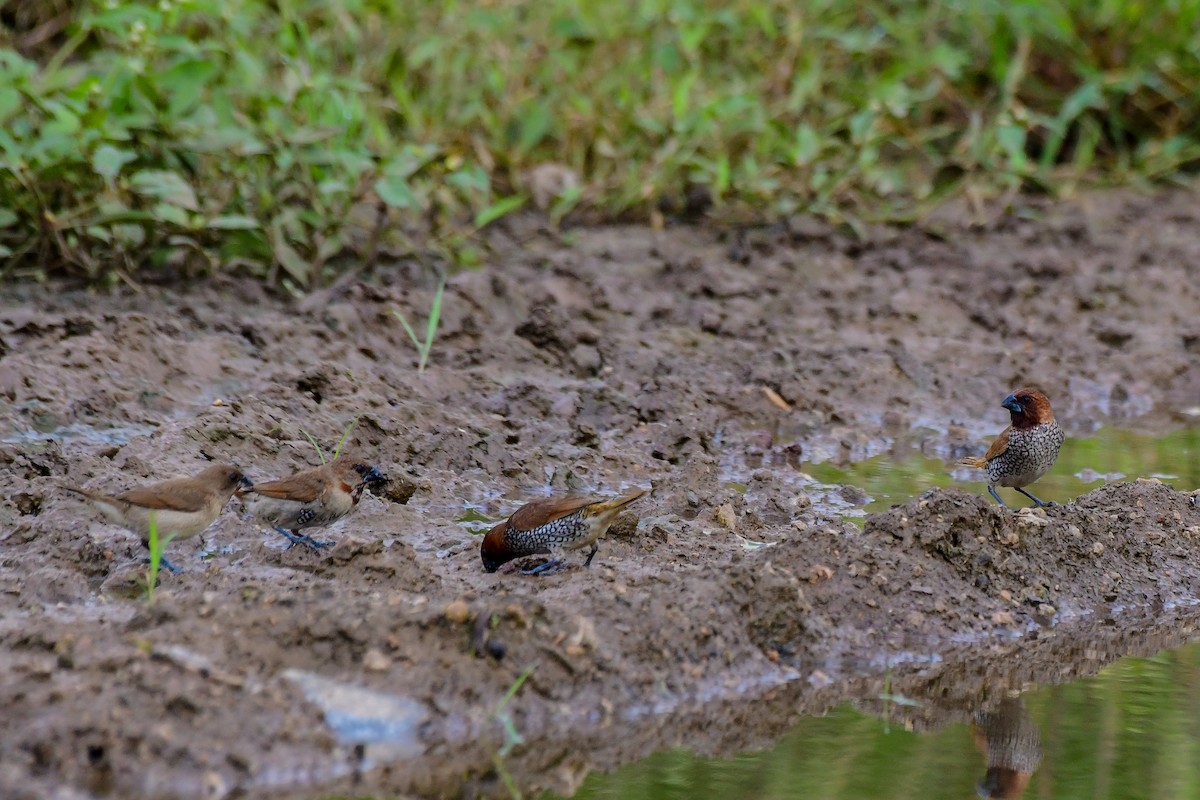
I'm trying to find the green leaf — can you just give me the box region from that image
[375,174,418,208]
[0,244,12,257]
[270,221,310,284]
[129,170,198,210]
[997,124,1028,171]
[0,209,18,228]
[93,144,135,183]
[793,124,821,166]
[0,87,21,125]
[151,203,191,227]
[207,215,260,230]
[518,104,551,152]
[474,195,526,228]
[161,59,217,117]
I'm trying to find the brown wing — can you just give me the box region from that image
[245,469,326,503]
[118,477,216,512]
[508,496,595,531]
[982,427,1011,461]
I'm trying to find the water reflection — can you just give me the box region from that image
[558,637,1200,800]
[972,698,1041,800]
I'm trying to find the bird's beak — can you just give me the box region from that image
[239,475,255,491]
[1001,393,1022,415]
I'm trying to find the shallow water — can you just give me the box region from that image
[558,638,1200,800]
[805,425,1200,518]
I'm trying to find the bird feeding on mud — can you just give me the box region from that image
[239,454,387,550]
[957,387,1064,508]
[65,463,252,574]
[480,488,649,574]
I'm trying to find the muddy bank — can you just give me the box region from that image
[1,189,1199,798]
[3,480,1199,799]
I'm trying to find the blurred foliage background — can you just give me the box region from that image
[3,0,1200,286]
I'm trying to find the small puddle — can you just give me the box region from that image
[554,638,1200,800]
[282,669,427,765]
[0,421,158,446]
[723,426,1200,522]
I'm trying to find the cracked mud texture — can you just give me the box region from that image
[1,189,1199,799]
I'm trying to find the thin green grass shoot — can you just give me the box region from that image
[491,664,536,799]
[332,416,361,459]
[300,430,328,465]
[142,511,178,603]
[301,416,362,463]
[392,278,445,374]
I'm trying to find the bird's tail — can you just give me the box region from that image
[588,487,648,516]
[957,456,987,469]
[63,485,108,502]
[63,485,124,524]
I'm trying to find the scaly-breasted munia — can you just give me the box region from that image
[239,455,386,549]
[66,463,252,573]
[480,488,648,574]
[957,387,1064,508]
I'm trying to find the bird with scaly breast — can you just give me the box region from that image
[239,454,387,549]
[957,387,1064,508]
[65,463,252,574]
[481,488,648,574]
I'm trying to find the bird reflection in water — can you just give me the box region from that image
[971,697,1043,799]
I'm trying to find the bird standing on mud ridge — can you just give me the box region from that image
[957,387,1064,508]
[239,455,387,549]
[480,488,648,574]
[64,463,252,574]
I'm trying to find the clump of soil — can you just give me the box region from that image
[1,190,1199,798]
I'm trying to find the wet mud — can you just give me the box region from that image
[1,189,1199,798]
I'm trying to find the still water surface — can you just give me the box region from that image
[562,640,1200,799]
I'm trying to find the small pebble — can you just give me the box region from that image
[444,599,471,625]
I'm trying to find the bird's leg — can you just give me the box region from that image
[273,526,333,550]
[157,555,182,575]
[1015,488,1053,507]
[987,486,1009,507]
[521,558,564,576]
[583,542,600,568]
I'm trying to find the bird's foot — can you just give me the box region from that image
[144,555,182,574]
[1015,488,1051,508]
[521,558,565,576]
[274,527,333,550]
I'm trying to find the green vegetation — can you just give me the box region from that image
[300,416,361,464]
[493,664,537,800]
[141,511,177,601]
[391,277,445,373]
[4,0,1200,285]
[561,641,1200,800]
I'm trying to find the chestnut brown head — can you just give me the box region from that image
[1001,387,1055,429]
[480,522,515,573]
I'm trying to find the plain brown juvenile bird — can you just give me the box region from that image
[958,387,1064,508]
[66,463,251,573]
[480,488,648,575]
[239,454,386,550]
